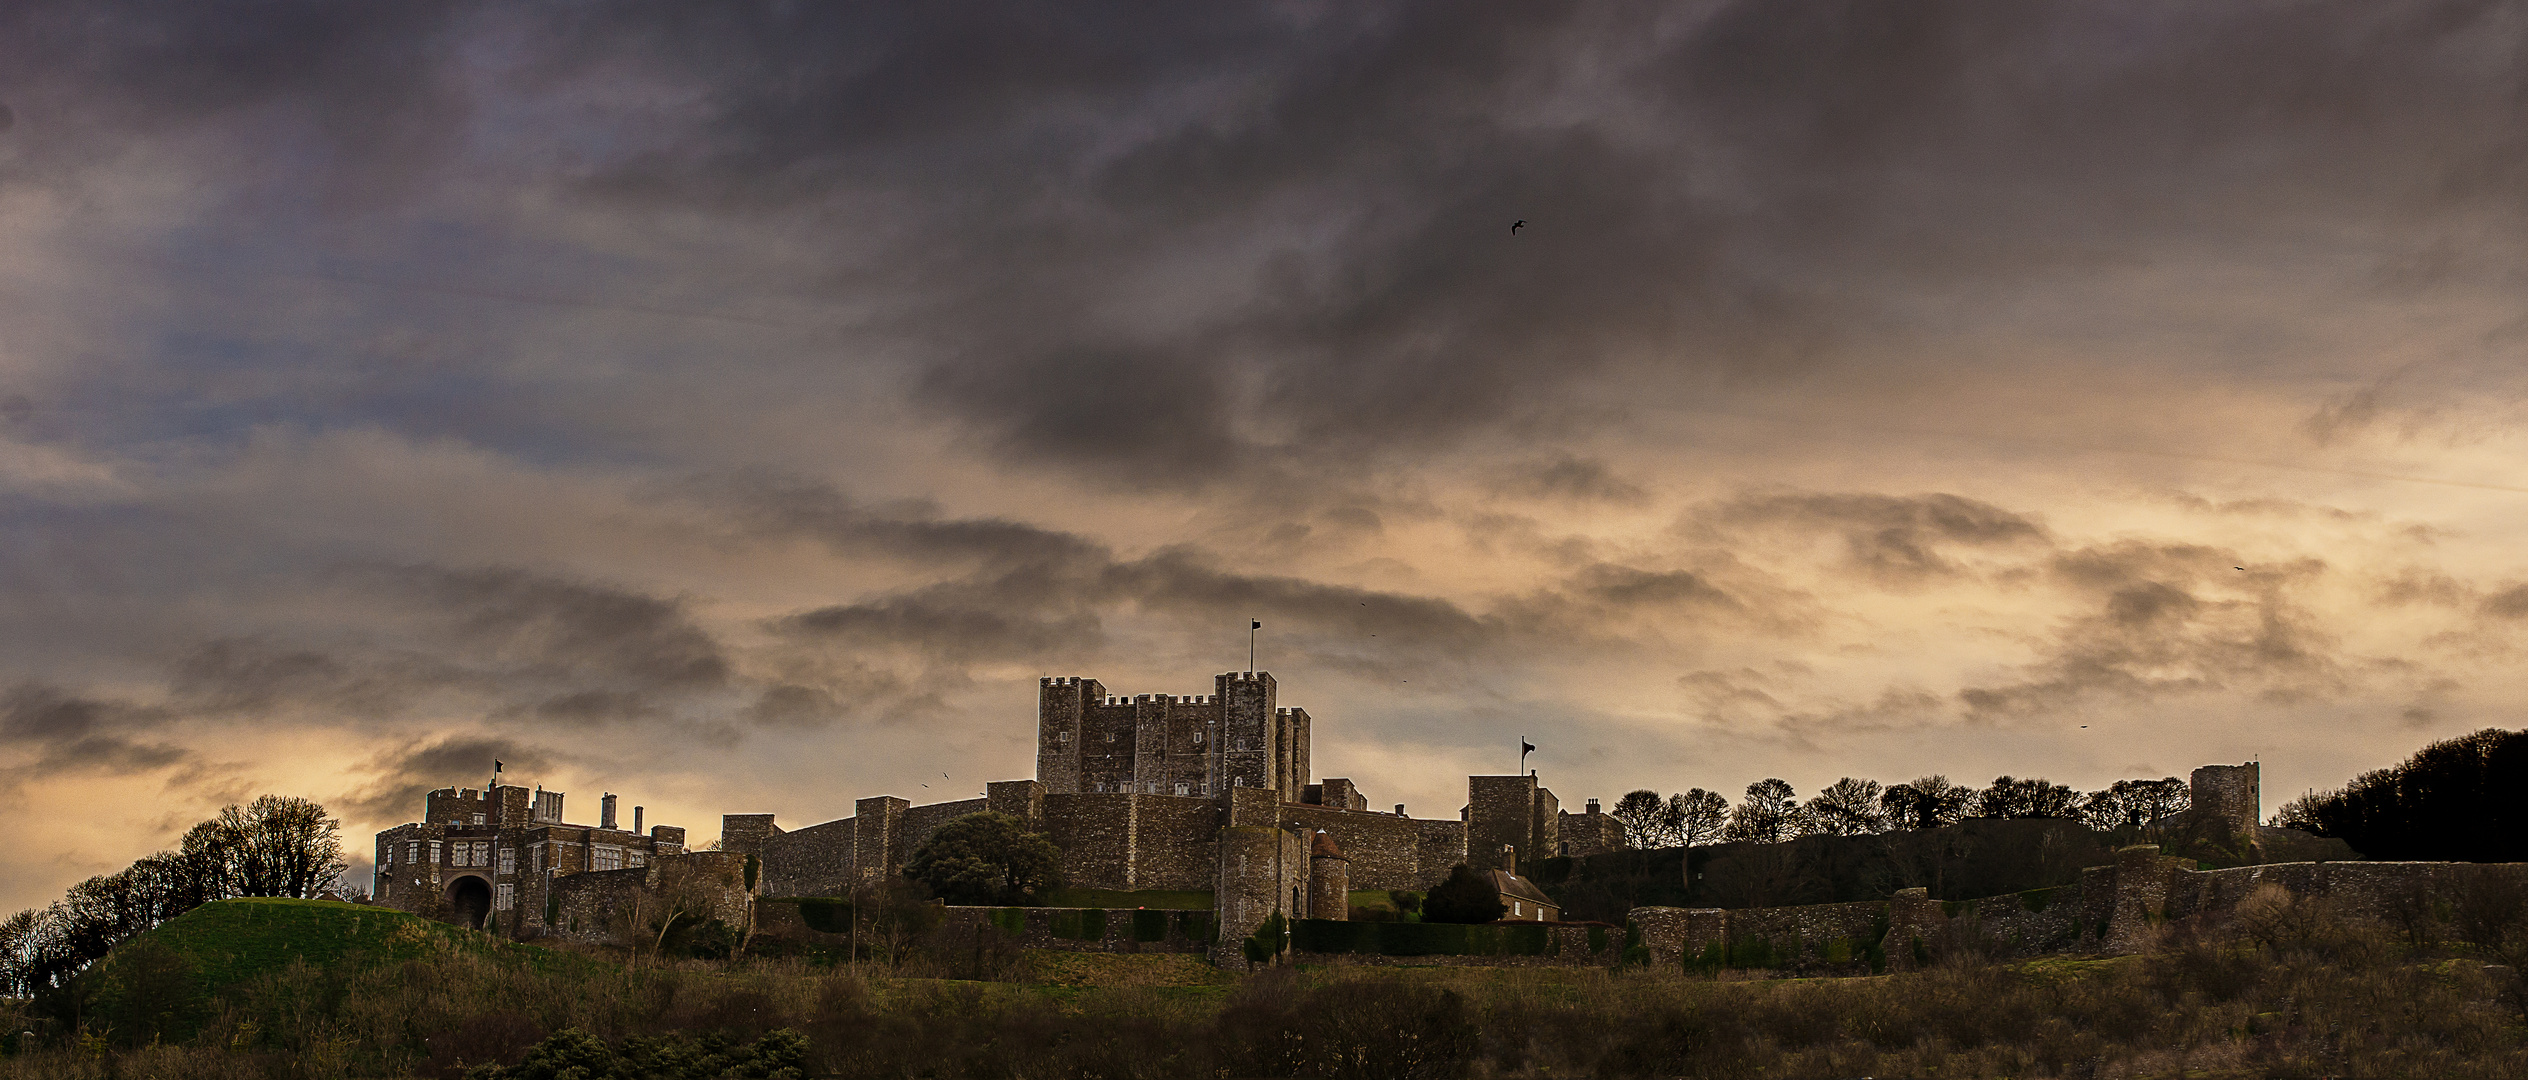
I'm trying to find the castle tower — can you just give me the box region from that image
[1217,671,1280,793]
[1307,830,1350,920]
[1034,677,1104,794]
[2190,762,2261,838]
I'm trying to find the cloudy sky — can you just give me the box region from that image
[5,0,2528,910]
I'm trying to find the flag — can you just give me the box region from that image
[1252,620,1262,629]
[494,760,504,770]
[1521,740,1535,756]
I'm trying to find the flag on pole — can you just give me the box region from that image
[1252,620,1262,629]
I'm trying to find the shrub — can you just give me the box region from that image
[1422,865,1506,924]
[793,898,851,935]
[1131,909,1167,942]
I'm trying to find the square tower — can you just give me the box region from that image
[1217,671,1279,794]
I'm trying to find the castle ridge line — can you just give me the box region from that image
[370,671,2325,969]
[369,670,1623,950]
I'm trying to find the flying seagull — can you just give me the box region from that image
[1511,219,1526,233]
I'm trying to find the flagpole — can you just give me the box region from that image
[1249,619,1258,672]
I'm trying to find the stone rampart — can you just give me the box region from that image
[760,817,857,898]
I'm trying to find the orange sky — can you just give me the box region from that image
[5,1,2528,912]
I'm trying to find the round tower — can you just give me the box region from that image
[1307,830,1350,921]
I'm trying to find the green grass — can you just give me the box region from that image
[79,898,600,1044]
[1041,887,1212,910]
[118,898,567,988]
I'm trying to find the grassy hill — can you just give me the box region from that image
[75,898,583,1045]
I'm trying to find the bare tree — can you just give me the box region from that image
[1801,778,1889,836]
[622,856,736,970]
[1610,790,1671,848]
[2081,777,2191,835]
[1723,779,1800,844]
[1972,776,2081,820]
[1881,775,1974,830]
[1667,789,1731,847]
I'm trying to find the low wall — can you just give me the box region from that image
[1285,919,1622,967]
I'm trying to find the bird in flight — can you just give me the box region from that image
[1511,220,1526,234]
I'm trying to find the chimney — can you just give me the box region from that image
[1586,798,1600,815]
[601,793,618,830]
[1394,803,1407,817]
[633,805,644,835]
[1502,843,1518,872]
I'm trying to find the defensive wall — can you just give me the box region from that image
[1624,845,2528,973]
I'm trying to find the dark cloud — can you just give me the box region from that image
[0,681,185,788]
[2483,584,2528,619]
[1490,455,1648,504]
[1711,492,2048,583]
[376,565,730,694]
[1960,543,2339,720]
[336,734,559,825]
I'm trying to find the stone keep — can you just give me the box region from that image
[2190,762,2261,838]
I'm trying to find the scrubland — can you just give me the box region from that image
[4,888,2526,1079]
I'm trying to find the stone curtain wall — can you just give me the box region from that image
[899,798,989,849]
[1045,792,1140,889]
[1415,819,1470,883]
[759,817,857,898]
[1131,794,1224,890]
[1623,849,2528,971]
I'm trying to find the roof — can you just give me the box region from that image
[1487,869,1555,908]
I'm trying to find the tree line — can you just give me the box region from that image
[0,795,345,997]
[1607,773,2192,850]
[2275,727,2528,862]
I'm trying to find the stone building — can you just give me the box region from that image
[372,783,689,934]
[726,670,1629,952]
[375,670,1628,949]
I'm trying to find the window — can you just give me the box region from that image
[407,841,420,863]
[1173,783,1189,796]
[628,851,646,868]
[1194,730,1204,744]
[429,840,442,864]
[1513,901,1522,917]
[471,813,486,826]
[531,846,543,873]
[1058,730,1070,743]
[498,847,515,875]
[1103,731,1116,743]
[495,883,514,911]
[592,846,623,871]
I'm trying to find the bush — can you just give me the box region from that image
[1422,865,1506,924]
[1131,909,1167,942]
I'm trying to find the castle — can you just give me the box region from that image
[371,671,1626,947]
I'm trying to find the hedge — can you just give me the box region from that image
[1048,908,1109,941]
[988,907,1028,935]
[1132,909,1169,942]
[1288,919,1554,957]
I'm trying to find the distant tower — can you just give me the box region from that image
[2189,762,2261,838]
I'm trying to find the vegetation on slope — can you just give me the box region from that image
[9,883,2528,1078]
